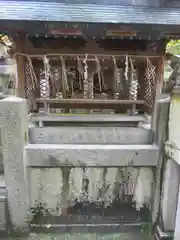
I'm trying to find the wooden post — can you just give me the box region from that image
[16,55,26,98]
[14,36,28,99]
[152,57,164,136]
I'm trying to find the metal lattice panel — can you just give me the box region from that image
[144,63,156,109]
[129,69,139,101]
[22,54,157,114]
[25,61,36,112]
[39,68,50,98]
[129,79,138,101]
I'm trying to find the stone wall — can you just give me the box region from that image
[0,91,174,235]
[163,88,180,239]
[0,94,159,229]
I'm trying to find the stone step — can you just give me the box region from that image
[29,225,152,239]
[3,232,153,240]
[29,126,153,145]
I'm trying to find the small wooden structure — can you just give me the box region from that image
[1,0,179,116]
[1,2,180,238]
[1,1,180,117]
[13,36,165,116]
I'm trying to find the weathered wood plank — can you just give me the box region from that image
[36,98,145,110]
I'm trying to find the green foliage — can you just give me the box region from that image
[27,202,51,223]
[166,40,180,55]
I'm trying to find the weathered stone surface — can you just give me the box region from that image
[29,114,147,123]
[29,126,153,144]
[25,144,158,167]
[0,192,6,231]
[27,166,153,219]
[0,96,28,229]
[159,92,180,233]
[0,175,6,231]
[152,97,170,224]
[168,95,180,149]
[174,184,180,240]
[161,159,180,231]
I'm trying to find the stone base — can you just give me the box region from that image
[154,225,173,240]
[30,222,150,234]
[0,177,7,233]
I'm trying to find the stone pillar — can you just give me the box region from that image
[161,159,180,231]
[161,88,180,232]
[156,88,180,238]
[152,95,170,224]
[174,184,180,240]
[0,96,28,230]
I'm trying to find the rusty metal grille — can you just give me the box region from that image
[24,60,36,112]
[144,60,156,111]
[39,68,50,98]
[129,70,139,101]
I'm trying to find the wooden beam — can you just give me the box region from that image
[15,37,26,98]
[16,55,26,98]
[36,98,145,110]
[21,37,163,57]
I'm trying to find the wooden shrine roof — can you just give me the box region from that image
[0,1,180,38]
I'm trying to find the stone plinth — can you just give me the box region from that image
[0,96,28,229]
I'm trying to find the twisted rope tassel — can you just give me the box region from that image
[60,55,69,96]
[26,56,38,110]
[144,57,156,108]
[76,56,84,91]
[26,55,38,90]
[95,56,102,92]
[83,54,88,99]
[129,56,138,101]
[125,54,129,81]
[95,56,106,92]
[113,56,121,99]
[43,55,50,82]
